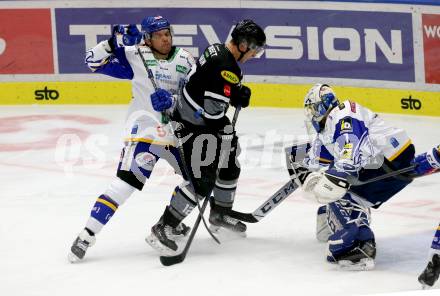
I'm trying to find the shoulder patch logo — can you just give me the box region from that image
[340,117,353,133]
[221,70,239,84]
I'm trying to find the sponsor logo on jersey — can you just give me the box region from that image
[135,152,156,169]
[176,65,188,74]
[340,117,353,133]
[35,86,59,100]
[401,95,422,110]
[224,84,231,97]
[221,70,239,84]
[146,60,157,67]
[155,73,172,80]
[341,142,353,159]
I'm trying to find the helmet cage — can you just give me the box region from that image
[304,88,338,133]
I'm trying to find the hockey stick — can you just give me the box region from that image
[345,164,417,186]
[228,180,299,223]
[227,165,416,224]
[172,122,221,245]
[160,197,209,266]
[228,163,421,223]
[135,45,169,124]
[160,107,241,266]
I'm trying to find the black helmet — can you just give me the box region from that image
[231,19,266,48]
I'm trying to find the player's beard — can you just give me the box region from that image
[153,40,172,57]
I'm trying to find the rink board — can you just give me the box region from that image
[1,81,439,116]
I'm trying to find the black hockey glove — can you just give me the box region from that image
[230,85,251,108]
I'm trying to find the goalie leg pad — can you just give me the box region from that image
[326,194,375,267]
[316,205,331,242]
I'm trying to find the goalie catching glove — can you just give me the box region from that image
[302,169,351,204]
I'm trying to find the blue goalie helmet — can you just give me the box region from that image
[141,15,171,39]
[304,83,339,133]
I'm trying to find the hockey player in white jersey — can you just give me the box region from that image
[290,83,440,271]
[68,16,195,262]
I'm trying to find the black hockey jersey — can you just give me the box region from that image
[173,43,243,131]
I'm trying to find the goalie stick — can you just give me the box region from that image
[228,180,299,223]
[160,107,241,266]
[228,154,438,224]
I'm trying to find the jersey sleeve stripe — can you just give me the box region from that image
[388,140,412,162]
[204,91,230,103]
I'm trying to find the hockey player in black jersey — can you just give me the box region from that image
[146,19,266,255]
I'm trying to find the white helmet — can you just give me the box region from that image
[304,83,339,133]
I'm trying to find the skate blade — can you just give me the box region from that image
[420,283,432,290]
[338,258,375,271]
[209,225,247,239]
[67,252,81,263]
[419,278,434,290]
[169,230,191,241]
[145,234,180,256]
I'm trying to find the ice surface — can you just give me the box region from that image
[1,105,439,296]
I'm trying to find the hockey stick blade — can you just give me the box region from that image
[229,180,299,223]
[160,252,185,266]
[159,197,209,266]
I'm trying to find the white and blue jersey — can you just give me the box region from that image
[306,100,415,208]
[85,40,195,146]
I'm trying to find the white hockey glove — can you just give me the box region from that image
[302,170,350,204]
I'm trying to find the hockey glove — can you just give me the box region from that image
[108,24,142,52]
[230,85,251,108]
[411,146,440,176]
[122,24,142,46]
[150,88,173,112]
[302,169,350,204]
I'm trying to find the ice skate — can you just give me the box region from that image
[68,229,96,263]
[146,220,189,256]
[334,240,376,271]
[418,254,440,289]
[209,207,247,238]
